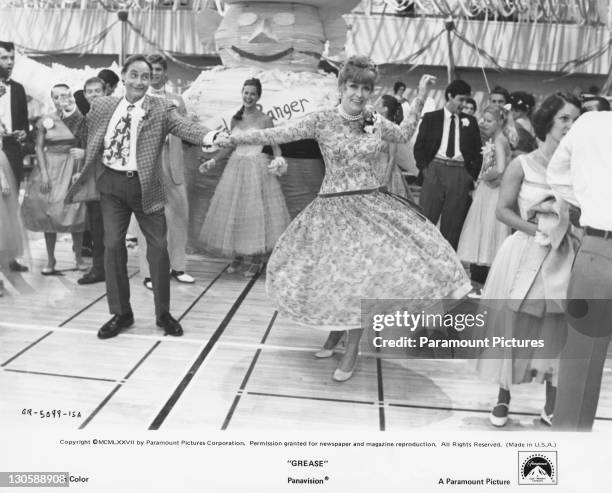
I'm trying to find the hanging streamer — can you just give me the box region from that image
[14,20,119,56]
[125,19,218,70]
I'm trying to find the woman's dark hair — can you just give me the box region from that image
[464,97,477,111]
[393,81,406,94]
[532,92,581,141]
[509,91,536,115]
[381,95,402,124]
[233,78,263,121]
[97,69,120,89]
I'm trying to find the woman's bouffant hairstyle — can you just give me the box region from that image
[532,92,581,141]
[509,91,536,115]
[381,95,403,124]
[233,78,263,121]
[481,104,511,131]
[338,56,378,89]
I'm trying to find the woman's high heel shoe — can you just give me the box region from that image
[314,331,345,358]
[332,355,359,382]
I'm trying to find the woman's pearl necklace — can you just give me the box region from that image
[337,106,363,121]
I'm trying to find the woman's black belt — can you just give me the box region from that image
[317,186,426,221]
[318,186,387,198]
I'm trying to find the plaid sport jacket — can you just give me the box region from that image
[66,95,210,213]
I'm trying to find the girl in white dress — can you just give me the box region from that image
[474,93,582,427]
[458,105,512,288]
[198,79,290,277]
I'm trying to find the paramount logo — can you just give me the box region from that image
[518,451,557,485]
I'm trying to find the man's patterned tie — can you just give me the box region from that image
[103,104,135,166]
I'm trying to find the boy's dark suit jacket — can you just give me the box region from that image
[413,109,482,181]
[2,79,28,184]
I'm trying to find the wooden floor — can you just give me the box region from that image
[1,232,612,432]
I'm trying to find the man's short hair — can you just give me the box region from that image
[51,83,70,93]
[445,80,471,100]
[490,85,510,103]
[0,41,15,52]
[121,54,153,74]
[146,53,168,71]
[583,96,611,111]
[84,76,105,90]
[393,81,406,94]
[97,69,119,88]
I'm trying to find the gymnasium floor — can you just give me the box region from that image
[1,233,611,432]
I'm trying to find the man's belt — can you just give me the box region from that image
[432,157,465,167]
[105,166,138,178]
[584,226,612,240]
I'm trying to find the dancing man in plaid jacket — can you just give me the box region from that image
[66,54,218,339]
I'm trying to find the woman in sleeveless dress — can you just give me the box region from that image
[198,78,290,278]
[215,57,471,381]
[474,93,582,427]
[21,84,87,274]
[457,105,512,287]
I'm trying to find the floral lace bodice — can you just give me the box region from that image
[230,98,425,194]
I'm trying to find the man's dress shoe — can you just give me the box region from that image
[78,272,105,285]
[98,313,134,339]
[9,260,28,272]
[156,312,183,336]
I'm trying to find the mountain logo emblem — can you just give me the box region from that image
[518,452,557,485]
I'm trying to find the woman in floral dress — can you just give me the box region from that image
[216,57,472,381]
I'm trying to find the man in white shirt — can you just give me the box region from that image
[547,110,612,431]
[413,80,482,249]
[66,54,218,340]
[136,54,194,291]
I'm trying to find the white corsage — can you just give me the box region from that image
[361,107,381,134]
[268,156,288,177]
[479,139,496,179]
[461,117,470,127]
[534,230,551,246]
[42,117,55,130]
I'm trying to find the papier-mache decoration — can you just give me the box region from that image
[183,66,338,131]
[187,0,360,230]
[196,0,361,72]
